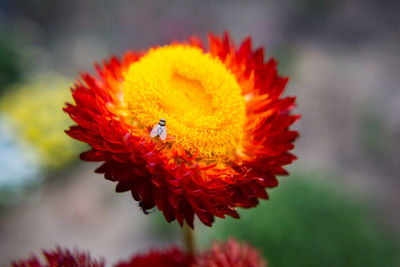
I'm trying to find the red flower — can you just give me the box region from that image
[64,32,299,227]
[115,247,192,267]
[11,239,266,267]
[11,247,104,267]
[194,239,267,267]
[115,239,266,267]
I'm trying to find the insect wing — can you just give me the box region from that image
[159,127,167,141]
[150,124,160,138]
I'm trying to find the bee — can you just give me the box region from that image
[150,118,167,141]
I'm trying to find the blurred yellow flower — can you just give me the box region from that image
[0,74,86,170]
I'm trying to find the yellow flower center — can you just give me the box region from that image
[123,45,246,161]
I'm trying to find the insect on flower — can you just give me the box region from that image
[150,118,167,141]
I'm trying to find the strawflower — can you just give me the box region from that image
[194,238,267,267]
[11,247,104,267]
[115,247,192,267]
[10,239,266,267]
[116,239,266,267]
[65,32,299,227]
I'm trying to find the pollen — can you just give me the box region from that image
[123,45,246,161]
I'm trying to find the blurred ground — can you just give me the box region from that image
[0,0,399,265]
[0,163,178,264]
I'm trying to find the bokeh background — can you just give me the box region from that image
[1,0,399,266]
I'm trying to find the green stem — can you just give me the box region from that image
[183,222,195,254]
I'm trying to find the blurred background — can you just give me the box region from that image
[0,0,399,266]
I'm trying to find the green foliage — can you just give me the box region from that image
[0,37,22,91]
[197,173,400,267]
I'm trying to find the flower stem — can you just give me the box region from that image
[183,222,195,254]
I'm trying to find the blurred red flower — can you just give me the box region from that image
[11,247,104,267]
[113,239,266,267]
[11,239,266,267]
[194,238,267,267]
[64,32,299,227]
[115,247,192,267]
